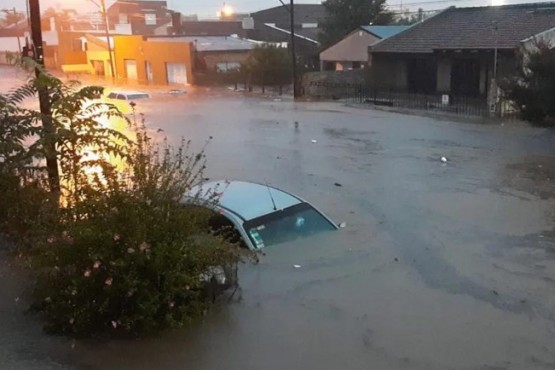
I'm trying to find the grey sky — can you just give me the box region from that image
[2,0,320,17]
[0,0,543,18]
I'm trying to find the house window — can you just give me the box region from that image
[302,23,318,28]
[118,14,129,24]
[145,13,157,25]
[216,62,241,73]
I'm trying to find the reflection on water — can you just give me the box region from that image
[59,98,134,205]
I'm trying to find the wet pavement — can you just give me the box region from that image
[2,82,555,369]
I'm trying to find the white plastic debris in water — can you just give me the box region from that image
[440,156,448,163]
[311,139,318,143]
[293,264,302,269]
[339,222,347,228]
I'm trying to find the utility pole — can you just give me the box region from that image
[29,0,60,194]
[99,0,116,79]
[13,7,22,53]
[290,0,299,99]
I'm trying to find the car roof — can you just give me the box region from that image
[108,91,149,95]
[191,180,303,221]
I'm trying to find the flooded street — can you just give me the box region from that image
[2,87,555,369]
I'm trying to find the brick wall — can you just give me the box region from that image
[301,69,366,98]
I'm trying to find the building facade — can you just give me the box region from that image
[113,35,194,85]
[369,3,555,100]
[320,26,409,71]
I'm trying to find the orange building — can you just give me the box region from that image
[113,35,194,86]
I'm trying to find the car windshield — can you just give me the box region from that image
[127,93,149,100]
[243,203,336,248]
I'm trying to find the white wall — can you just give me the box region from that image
[0,37,24,52]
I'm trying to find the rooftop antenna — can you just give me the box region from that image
[265,181,277,211]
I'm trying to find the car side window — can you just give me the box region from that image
[209,214,247,249]
[107,92,117,99]
[117,94,126,100]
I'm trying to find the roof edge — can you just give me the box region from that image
[263,23,319,44]
[369,6,453,53]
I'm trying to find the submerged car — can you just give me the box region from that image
[185,180,338,250]
[106,90,150,101]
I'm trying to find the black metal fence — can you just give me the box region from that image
[353,87,490,117]
[300,81,526,119]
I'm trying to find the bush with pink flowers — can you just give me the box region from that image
[1,72,248,337]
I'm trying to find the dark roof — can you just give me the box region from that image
[361,25,410,39]
[257,24,319,43]
[108,0,168,14]
[295,28,320,42]
[251,4,326,25]
[175,21,245,37]
[371,2,555,53]
[0,19,27,37]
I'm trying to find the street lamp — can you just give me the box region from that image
[86,0,116,79]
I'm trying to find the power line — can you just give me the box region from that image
[387,0,555,8]
[386,0,474,7]
[390,8,443,14]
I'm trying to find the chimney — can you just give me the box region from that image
[171,12,182,29]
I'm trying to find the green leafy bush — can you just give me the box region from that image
[29,116,246,337]
[1,70,248,337]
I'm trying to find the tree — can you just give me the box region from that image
[393,8,426,25]
[244,45,292,93]
[319,0,394,48]
[504,41,555,125]
[0,9,24,27]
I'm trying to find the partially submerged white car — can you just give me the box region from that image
[106,91,150,101]
[185,180,338,250]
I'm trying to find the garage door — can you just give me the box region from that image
[124,59,137,80]
[166,63,188,85]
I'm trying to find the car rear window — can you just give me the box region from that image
[243,203,336,248]
[128,93,150,100]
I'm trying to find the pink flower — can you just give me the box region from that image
[104,277,113,286]
[47,236,56,244]
[139,242,150,252]
[169,302,175,308]
[60,232,74,245]
[111,320,117,329]
[113,234,121,242]
[93,261,101,269]
[84,269,91,277]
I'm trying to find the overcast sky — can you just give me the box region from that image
[2,0,321,17]
[0,0,543,18]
